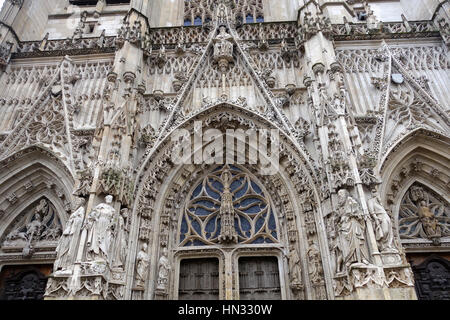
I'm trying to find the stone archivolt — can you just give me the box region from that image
[0,0,448,301]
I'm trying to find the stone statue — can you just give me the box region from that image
[112,208,128,270]
[156,248,171,290]
[85,195,115,262]
[337,189,370,269]
[308,243,324,284]
[135,243,149,288]
[213,25,234,72]
[367,188,395,252]
[218,169,238,244]
[26,211,45,242]
[54,197,86,272]
[418,200,441,244]
[287,245,302,287]
[332,234,345,275]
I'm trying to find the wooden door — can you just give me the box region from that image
[238,256,281,300]
[178,258,220,300]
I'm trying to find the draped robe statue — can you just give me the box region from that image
[367,188,395,252]
[54,197,85,272]
[112,208,128,269]
[135,243,149,288]
[85,195,115,262]
[337,189,370,268]
[157,248,171,290]
[288,245,302,286]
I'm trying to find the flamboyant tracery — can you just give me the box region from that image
[180,165,278,246]
[0,0,448,301]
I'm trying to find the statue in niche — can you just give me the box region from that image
[85,195,115,262]
[156,248,171,290]
[337,189,370,269]
[418,200,442,244]
[287,244,302,287]
[135,243,150,288]
[331,234,344,275]
[218,169,238,244]
[367,188,396,252]
[112,208,129,270]
[308,242,324,284]
[213,25,234,72]
[54,197,86,273]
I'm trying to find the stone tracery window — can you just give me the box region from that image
[183,0,214,26]
[183,0,264,26]
[179,165,278,246]
[398,183,450,243]
[234,0,264,24]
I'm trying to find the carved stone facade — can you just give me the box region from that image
[0,0,449,300]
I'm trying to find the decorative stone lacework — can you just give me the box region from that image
[233,0,264,24]
[389,45,449,71]
[0,64,60,132]
[149,55,199,76]
[23,99,67,147]
[250,50,302,71]
[183,0,264,26]
[399,183,450,241]
[183,0,214,26]
[150,28,211,46]
[335,49,383,73]
[180,165,278,246]
[332,21,438,41]
[383,77,448,153]
[237,22,297,41]
[14,36,116,57]
[196,52,251,88]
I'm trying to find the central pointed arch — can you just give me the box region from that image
[126,103,334,300]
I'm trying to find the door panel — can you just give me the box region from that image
[239,256,281,300]
[178,258,219,300]
[411,255,450,300]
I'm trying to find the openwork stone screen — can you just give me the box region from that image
[183,0,264,26]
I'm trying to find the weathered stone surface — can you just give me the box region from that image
[0,0,448,301]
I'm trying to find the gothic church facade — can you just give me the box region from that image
[0,0,449,300]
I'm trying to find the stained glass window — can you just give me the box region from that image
[180,166,278,246]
